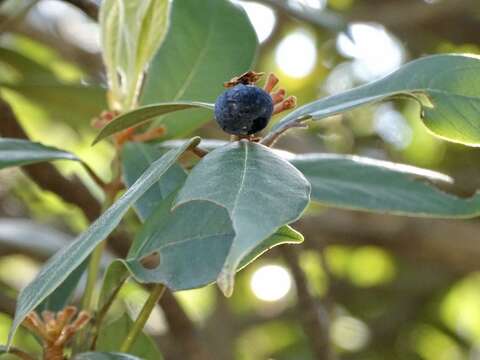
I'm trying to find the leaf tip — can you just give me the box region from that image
[91,135,102,146]
[5,329,14,351]
[216,268,235,297]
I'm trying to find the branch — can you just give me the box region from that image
[278,246,334,360]
[347,0,476,30]
[260,115,309,147]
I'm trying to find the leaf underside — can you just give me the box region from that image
[273,54,480,146]
[291,153,480,218]
[0,138,78,169]
[93,102,213,144]
[155,139,480,219]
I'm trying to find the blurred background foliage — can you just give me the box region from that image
[0,0,480,359]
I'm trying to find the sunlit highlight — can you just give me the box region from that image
[337,23,404,81]
[251,265,292,302]
[374,103,412,149]
[331,315,370,351]
[288,0,326,10]
[276,31,317,78]
[241,2,276,43]
[36,0,100,52]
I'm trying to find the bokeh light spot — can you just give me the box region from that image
[337,23,404,81]
[241,2,276,43]
[276,30,317,78]
[251,265,292,302]
[331,315,370,351]
[374,103,412,149]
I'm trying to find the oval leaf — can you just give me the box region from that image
[125,196,235,290]
[174,141,311,296]
[140,0,257,138]
[0,138,78,169]
[124,197,302,290]
[7,137,199,347]
[93,102,213,144]
[291,154,480,217]
[272,54,480,146]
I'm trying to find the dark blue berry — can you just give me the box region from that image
[214,84,274,135]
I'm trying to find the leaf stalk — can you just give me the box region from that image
[119,283,166,353]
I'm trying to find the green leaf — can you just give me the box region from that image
[0,138,78,169]
[174,141,310,296]
[291,154,480,217]
[238,225,304,270]
[156,139,480,218]
[124,195,235,290]
[100,0,171,110]
[272,54,480,146]
[140,0,257,138]
[122,141,187,220]
[96,314,163,360]
[93,102,213,145]
[123,198,301,291]
[73,353,143,360]
[7,137,199,347]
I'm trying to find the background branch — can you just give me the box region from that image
[279,245,334,360]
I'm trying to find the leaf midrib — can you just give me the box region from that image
[155,231,234,253]
[231,143,249,219]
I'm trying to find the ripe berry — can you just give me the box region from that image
[214,84,274,135]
